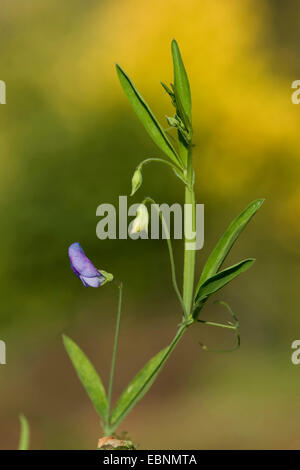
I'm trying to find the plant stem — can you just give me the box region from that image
[137,157,188,187]
[107,282,123,428]
[182,147,196,317]
[108,322,188,434]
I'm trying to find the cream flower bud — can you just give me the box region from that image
[130,204,149,235]
[130,168,143,196]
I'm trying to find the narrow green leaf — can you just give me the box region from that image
[63,335,108,421]
[198,199,264,289]
[18,414,29,450]
[116,64,182,167]
[171,39,192,123]
[111,346,169,427]
[195,258,255,305]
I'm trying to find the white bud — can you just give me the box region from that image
[130,204,149,235]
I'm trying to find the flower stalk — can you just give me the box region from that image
[106,282,123,433]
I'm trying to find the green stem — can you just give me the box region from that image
[182,147,196,317]
[107,282,123,428]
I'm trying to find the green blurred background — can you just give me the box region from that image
[1,0,300,449]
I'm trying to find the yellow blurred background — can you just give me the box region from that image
[1,0,300,449]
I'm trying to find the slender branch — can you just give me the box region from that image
[143,196,187,318]
[139,157,179,171]
[107,282,123,427]
[137,157,188,186]
[197,302,240,353]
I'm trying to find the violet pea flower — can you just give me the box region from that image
[68,242,112,288]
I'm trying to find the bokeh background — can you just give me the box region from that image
[1,0,300,449]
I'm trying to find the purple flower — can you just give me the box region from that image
[68,242,106,288]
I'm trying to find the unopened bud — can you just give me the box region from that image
[130,168,143,196]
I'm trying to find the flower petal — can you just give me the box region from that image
[80,275,104,288]
[68,242,100,278]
